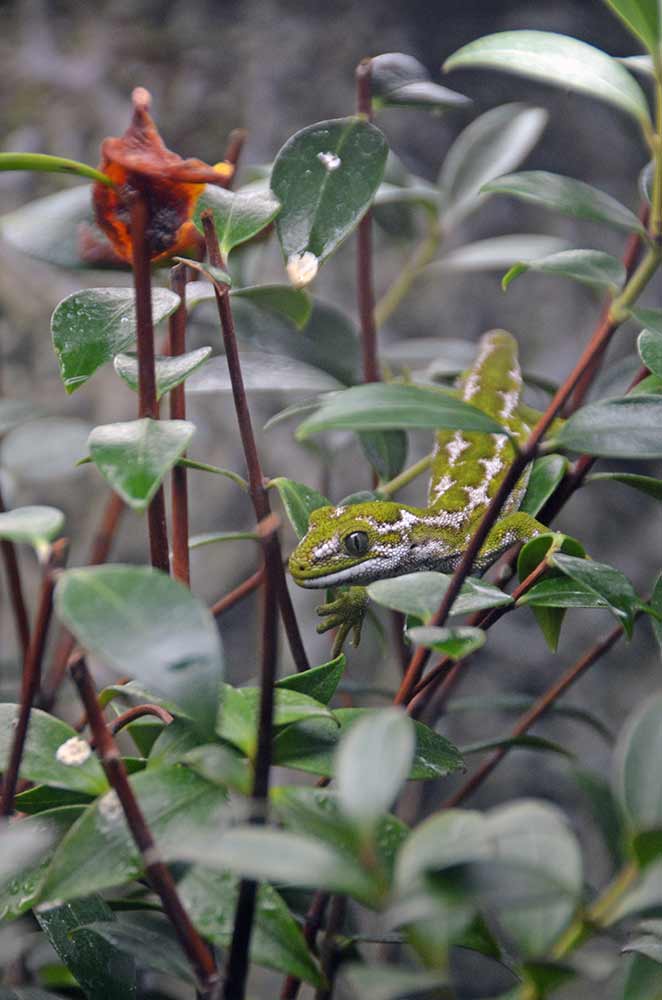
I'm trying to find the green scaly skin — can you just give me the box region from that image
[289,330,546,647]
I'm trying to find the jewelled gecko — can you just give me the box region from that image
[288,330,546,644]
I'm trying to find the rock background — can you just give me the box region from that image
[0,1,660,996]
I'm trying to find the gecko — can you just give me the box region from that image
[288,330,546,646]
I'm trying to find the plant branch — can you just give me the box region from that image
[211,567,265,618]
[168,263,191,585]
[1,539,68,816]
[356,57,379,384]
[0,484,30,662]
[69,656,217,994]
[441,616,630,809]
[374,218,442,330]
[379,452,433,498]
[107,703,174,738]
[280,892,330,999]
[129,192,170,574]
[201,210,309,672]
[223,128,248,187]
[221,515,280,1000]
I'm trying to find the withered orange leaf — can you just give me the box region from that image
[90,87,233,264]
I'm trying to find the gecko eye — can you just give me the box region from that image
[343,531,369,557]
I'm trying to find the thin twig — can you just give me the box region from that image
[280,892,330,999]
[168,263,191,585]
[0,484,30,662]
[201,211,309,672]
[40,491,125,710]
[69,656,217,993]
[1,540,68,816]
[223,129,248,187]
[221,515,280,1000]
[107,704,174,737]
[129,193,170,574]
[441,617,629,809]
[211,567,265,618]
[314,895,347,1000]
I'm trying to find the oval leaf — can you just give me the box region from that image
[114,347,212,400]
[555,395,662,458]
[439,103,548,222]
[432,234,570,273]
[271,116,388,274]
[639,327,662,378]
[444,31,651,126]
[614,693,662,833]
[371,52,470,111]
[88,418,194,510]
[483,171,646,236]
[521,454,568,517]
[276,654,346,705]
[336,709,415,824]
[295,383,507,439]
[0,505,64,557]
[193,185,281,257]
[186,352,340,395]
[368,571,513,622]
[52,287,181,393]
[269,477,331,540]
[503,249,625,293]
[588,471,662,501]
[55,565,223,736]
[406,625,486,660]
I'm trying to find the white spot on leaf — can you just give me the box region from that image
[55,736,91,767]
[286,251,319,288]
[317,151,341,171]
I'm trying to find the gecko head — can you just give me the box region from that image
[288,501,425,588]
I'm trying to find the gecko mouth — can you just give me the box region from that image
[291,557,391,589]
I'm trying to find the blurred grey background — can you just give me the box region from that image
[0,1,660,995]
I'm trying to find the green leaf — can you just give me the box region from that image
[444,30,652,126]
[88,418,194,510]
[113,347,212,400]
[622,952,662,999]
[276,653,346,704]
[603,1,661,55]
[183,744,252,795]
[406,626,486,660]
[517,533,586,651]
[438,102,548,222]
[51,287,180,393]
[614,692,662,833]
[651,574,662,656]
[216,684,335,756]
[336,709,416,824]
[573,769,627,867]
[55,565,223,737]
[371,52,470,112]
[632,307,662,335]
[296,383,507,439]
[368,571,513,622]
[432,234,570,273]
[193,185,281,257]
[178,866,325,987]
[639,327,662,379]
[273,708,464,780]
[0,704,106,795]
[228,296,360,386]
[340,964,448,1000]
[186,351,340,394]
[359,430,408,481]
[517,575,614,611]
[0,152,111,185]
[521,454,568,517]
[503,249,625,293]
[460,734,573,758]
[35,897,137,1000]
[0,505,64,558]
[609,859,662,923]
[71,919,195,985]
[269,477,330,539]
[554,395,662,458]
[14,785,93,814]
[232,284,312,329]
[188,530,258,549]
[0,809,82,921]
[172,825,380,906]
[271,116,388,277]
[483,171,647,236]
[41,765,227,902]
[588,471,662,501]
[548,551,638,635]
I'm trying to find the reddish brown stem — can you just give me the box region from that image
[280,892,330,999]
[201,212,309,672]
[0,485,30,662]
[40,491,124,711]
[1,540,68,816]
[129,194,170,574]
[168,264,191,586]
[107,703,174,737]
[442,618,628,809]
[394,306,623,707]
[223,128,248,187]
[211,567,265,618]
[69,656,217,992]
[222,516,279,1000]
[355,58,379,384]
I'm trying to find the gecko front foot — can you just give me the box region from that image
[316,586,369,653]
